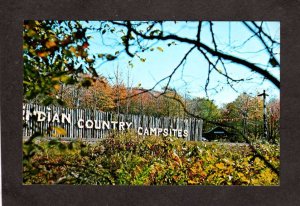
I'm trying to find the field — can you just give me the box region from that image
[23,133,279,185]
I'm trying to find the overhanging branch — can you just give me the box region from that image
[124,23,280,89]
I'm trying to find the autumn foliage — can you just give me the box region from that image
[22,20,280,186]
[23,133,279,185]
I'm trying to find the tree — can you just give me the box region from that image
[23,20,280,139]
[123,87,185,118]
[90,21,280,134]
[159,89,185,118]
[23,20,97,105]
[267,99,280,143]
[221,93,266,141]
[187,98,221,131]
[60,74,117,111]
[22,20,280,177]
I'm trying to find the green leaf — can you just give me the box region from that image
[58,143,67,151]
[81,78,92,87]
[150,29,160,36]
[121,36,127,42]
[27,29,36,37]
[68,142,74,150]
[23,80,32,86]
[48,139,60,146]
[85,57,95,63]
[42,97,53,106]
[57,99,65,106]
[106,54,116,61]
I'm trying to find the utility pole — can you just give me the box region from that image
[242,110,247,136]
[115,65,120,116]
[126,66,130,116]
[258,90,269,140]
[241,93,249,137]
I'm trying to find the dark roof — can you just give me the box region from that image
[203,126,229,135]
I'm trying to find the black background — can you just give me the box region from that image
[1,0,300,205]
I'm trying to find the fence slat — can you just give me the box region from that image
[22,103,203,141]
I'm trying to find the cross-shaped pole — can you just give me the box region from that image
[258,90,269,140]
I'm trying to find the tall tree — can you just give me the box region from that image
[61,75,115,111]
[267,99,280,143]
[221,93,265,140]
[187,98,221,131]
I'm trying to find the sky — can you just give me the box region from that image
[83,21,280,107]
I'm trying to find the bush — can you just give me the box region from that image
[23,133,279,185]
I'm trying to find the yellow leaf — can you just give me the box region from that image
[216,66,222,73]
[23,44,28,50]
[216,162,225,170]
[172,152,182,167]
[53,127,67,136]
[45,40,57,49]
[157,47,164,52]
[52,77,60,81]
[37,51,49,58]
[27,29,36,37]
[85,57,94,63]
[60,75,69,82]
[241,176,250,184]
[201,171,207,177]
[188,180,198,185]
[53,84,60,91]
[69,46,76,54]
[190,167,198,173]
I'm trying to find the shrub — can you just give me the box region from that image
[23,133,279,185]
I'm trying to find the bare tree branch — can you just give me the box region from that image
[196,21,202,49]
[120,46,196,100]
[198,48,241,93]
[250,21,280,45]
[209,22,218,51]
[124,21,134,57]
[113,21,280,88]
[243,21,280,67]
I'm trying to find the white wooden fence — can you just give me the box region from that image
[23,103,203,141]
